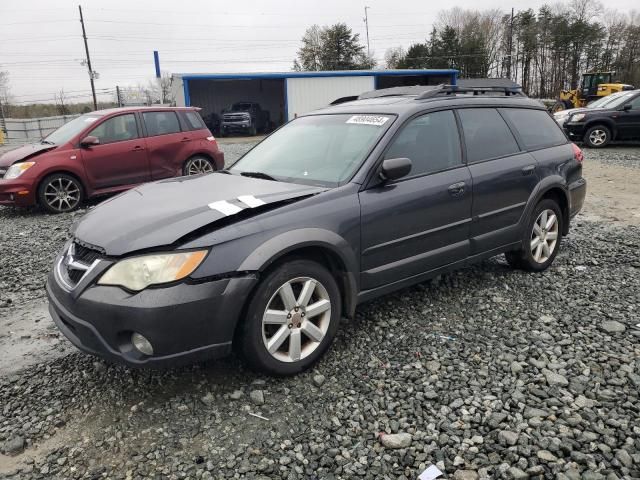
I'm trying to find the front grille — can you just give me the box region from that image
[62,240,104,288]
[73,242,103,265]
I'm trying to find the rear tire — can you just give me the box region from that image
[239,259,341,376]
[583,125,611,148]
[37,173,84,214]
[506,199,563,272]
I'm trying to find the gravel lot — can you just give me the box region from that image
[1,144,639,479]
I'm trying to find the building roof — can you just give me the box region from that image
[174,69,459,81]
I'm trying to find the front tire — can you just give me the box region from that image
[183,156,215,176]
[37,173,84,214]
[583,125,611,148]
[506,199,563,272]
[239,259,342,376]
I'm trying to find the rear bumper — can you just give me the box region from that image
[569,177,587,218]
[46,268,257,368]
[0,179,37,206]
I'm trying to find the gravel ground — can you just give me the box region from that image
[0,144,639,479]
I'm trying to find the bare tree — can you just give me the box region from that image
[157,72,174,105]
[54,89,68,115]
[384,47,406,69]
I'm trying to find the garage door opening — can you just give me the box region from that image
[188,78,285,137]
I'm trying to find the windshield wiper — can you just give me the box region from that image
[240,171,277,181]
[40,140,55,145]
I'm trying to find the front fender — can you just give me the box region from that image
[584,118,617,137]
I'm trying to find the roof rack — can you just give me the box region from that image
[416,84,525,99]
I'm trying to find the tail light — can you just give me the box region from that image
[572,143,584,164]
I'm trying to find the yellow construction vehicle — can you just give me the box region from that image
[551,72,634,112]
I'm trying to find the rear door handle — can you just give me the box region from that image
[522,165,536,175]
[448,182,466,197]
[132,146,145,151]
[180,137,191,143]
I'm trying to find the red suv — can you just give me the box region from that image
[0,107,224,213]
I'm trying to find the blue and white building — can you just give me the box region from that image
[172,69,458,128]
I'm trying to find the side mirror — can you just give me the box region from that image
[622,103,632,111]
[80,135,100,147]
[379,158,412,182]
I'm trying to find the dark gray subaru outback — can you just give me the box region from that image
[47,85,587,375]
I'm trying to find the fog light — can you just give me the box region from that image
[131,332,153,355]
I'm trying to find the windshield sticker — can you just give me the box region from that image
[84,117,98,123]
[346,115,389,126]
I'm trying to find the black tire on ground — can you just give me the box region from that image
[183,156,216,176]
[583,124,611,148]
[37,173,85,214]
[505,199,564,272]
[238,259,342,376]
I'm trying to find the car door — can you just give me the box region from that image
[616,95,640,139]
[458,108,539,254]
[359,109,473,291]
[142,110,193,179]
[79,113,150,190]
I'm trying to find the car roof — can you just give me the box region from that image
[88,106,200,116]
[310,94,546,118]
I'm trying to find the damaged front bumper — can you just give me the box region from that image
[46,264,258,368]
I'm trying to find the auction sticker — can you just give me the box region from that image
[346,115,389,126]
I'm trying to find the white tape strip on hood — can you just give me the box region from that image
[238,195,266,208]
[208,200,243,216]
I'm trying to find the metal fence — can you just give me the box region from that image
[1,114,80,145]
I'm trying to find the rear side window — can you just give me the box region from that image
[500,108,567,149]
[384,110,462,177]
[458,108,520,163]
[184,111,206,130]
[143,111,181,136]
[89,114,138,144]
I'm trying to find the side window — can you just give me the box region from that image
[458,108,520,162]
[89,114,138,144]
[143,111,181,136]
[184,111,206,130]
[500,108,567,150]
[628,96,640,110]
[384,110,462,177]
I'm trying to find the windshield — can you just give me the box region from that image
[588,91,635,109]
[230,114,393,186]
[230,103,254,112]
[43,114,101,144]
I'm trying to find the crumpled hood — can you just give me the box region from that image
[74,173,327,255]
[0,144,57,168]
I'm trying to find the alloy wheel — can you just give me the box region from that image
[530,209,559,264]
[261,277,331,363]
[185,157,214,175]
[588,129,607,146]
[43,177,81,212]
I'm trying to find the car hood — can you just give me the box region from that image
[74,173,327,256]
[0,144,57,167]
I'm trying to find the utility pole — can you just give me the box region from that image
[364,6,371,59]
[79,5,97,111]
[116,86,122,107]
[506,7,514,79]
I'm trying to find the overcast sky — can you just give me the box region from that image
[2,0,637,104]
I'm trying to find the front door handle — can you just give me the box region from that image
[132,145,145,151]
[522,165,536,175]
[448,182,466,197]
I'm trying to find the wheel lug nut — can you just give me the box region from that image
[288,324,292,329]
[301,312,305,317]
[287,313,291,319]
[294,307,299,312]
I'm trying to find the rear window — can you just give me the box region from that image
[143,111,181,136]
[458,108,520,163]
[501,108,567,149]
[184,111,206,130]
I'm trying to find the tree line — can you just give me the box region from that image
[295,0,640,98]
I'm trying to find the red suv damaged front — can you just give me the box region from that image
[0,107,224,213]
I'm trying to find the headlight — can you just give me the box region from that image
[98,250,208,291]
[4,162,36,179]
[570,113,586,122]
